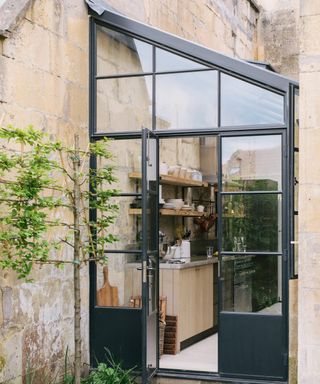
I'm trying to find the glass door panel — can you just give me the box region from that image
[218,132,286,380]
[221,254,282,314]
[90,137,144,370]
[221,194,282,253]
[222,135,282,191]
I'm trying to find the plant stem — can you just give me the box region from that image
[73,134,82,384]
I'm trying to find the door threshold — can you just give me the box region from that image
[157,369,287,384]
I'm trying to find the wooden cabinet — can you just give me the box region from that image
[159,262,215,352]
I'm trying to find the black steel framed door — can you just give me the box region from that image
[141,128,159,383]
[217,131,288,381]
[89,130,159,381]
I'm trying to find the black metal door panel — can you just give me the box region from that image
[91,307,142,370]
[219,313,284,379]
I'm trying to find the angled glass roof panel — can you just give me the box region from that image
[156,47,208,72]
[156,70,218,130]
[96,25,153,76]
[88,4,298,91]
[221,74,284,126]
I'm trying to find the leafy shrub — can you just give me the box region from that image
[82,353,136,384]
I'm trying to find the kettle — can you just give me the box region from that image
[164,245,181,260]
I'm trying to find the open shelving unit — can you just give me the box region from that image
[128,172,209,188]
[129,208,205,217]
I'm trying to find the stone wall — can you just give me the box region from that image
[298,3,320,383]
[0,0,90,382]
[256,0,299,79]
[103,0,259,60]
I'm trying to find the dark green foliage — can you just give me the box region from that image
[0,126,119,279]
[82,352,136,384]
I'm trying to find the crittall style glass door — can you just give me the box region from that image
[89,130,159,381]
[218,132,287,380]
[141,128,159,382]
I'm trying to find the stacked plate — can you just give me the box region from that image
[167,199,184,210]
[163,203,175,209]
[181,204,191,211]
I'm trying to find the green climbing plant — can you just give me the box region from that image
[0,125,119,384]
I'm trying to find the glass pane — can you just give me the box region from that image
[96,199,142,308]
[97,138,142,194]
[156,71,218,130]
[222,194,282,252]
[96,76,152,133]
[221,74,284,126]
[95,139,143,308]
[97,25,152,76]
[222,135,282,191]
[221,254,282,314]
[156,47,207,72]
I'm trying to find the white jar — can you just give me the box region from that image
[160,162,169,175]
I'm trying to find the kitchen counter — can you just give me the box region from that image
[124,256,218,353]
[126,256,218,270]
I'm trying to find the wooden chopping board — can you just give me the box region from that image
[96,266,119,307]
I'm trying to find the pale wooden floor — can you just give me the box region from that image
[160,333,218,372]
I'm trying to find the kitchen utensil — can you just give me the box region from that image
[164,245,181,259]
[96,267,119,307]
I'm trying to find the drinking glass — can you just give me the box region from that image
[206,246,214,259]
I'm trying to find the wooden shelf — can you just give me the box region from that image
[160,208,205,217]
[129,208,205,217]
[128,172,209,188]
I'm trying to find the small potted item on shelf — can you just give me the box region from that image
[179,167,187,179]
[160,162,169,175]
[168,165,180,177]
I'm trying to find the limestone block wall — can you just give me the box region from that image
[256,0,299,79]
[298,3,320,383]
[104,0,259,60]
[0,0,90,383]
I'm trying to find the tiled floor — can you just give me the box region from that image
[160,333,218,372]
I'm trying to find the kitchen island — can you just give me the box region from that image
[125,257,218,353]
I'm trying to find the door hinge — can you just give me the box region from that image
[283,352,288,366]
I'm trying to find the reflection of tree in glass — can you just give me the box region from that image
[222,191,279,252]
[251,256,278,312]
